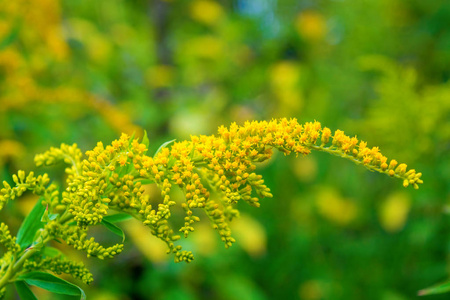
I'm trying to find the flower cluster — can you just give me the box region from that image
[23,253,93,284]
[0,223,20,253]
[0,118,423,297]
[0,171,52,210]
[31,118,422,262]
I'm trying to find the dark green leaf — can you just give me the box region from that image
[154,139,176,157]
[103,213,133,223]
[100,219,125,242]
[18,272,85,300]
[15,281,38,300]
[17,198,46,249]
[418,280,450,296]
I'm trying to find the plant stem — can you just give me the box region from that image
[0,219,54,289]
[0,254,15,289]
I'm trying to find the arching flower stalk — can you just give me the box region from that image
[0,118,422,299]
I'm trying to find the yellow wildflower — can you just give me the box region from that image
[26,118,422,264]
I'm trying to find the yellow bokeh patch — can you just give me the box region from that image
[295,10,327,42]
[123,219,169,264]
[189,0,224,26]
[315,187,358,226]
[191,222,218,256]
[378,191,411,232]
[230,214,267,257]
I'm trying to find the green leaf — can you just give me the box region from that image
[40,205,56,222]
[17,198,46,249]
[18,271,86,300]
[100,219,125,242]
[142,130,150,148]
[103,213,133,223]
[154,139,176,157]
[15,281,38,300]
[40,205,49,222]
[43,246,64,258]
[136,179,154,185]
[418,280,450,296]
[128,132,136,151]
[48,213,58,221]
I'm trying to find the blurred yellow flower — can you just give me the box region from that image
[123,219,169,264]
[315,187,358,225]
[270,61,303,115]
[378,191,411,232]
[293,156,318,183]
[89,96,143,136]
[270,61,300,89]
[189,0,224,26]
[295,10,327,42]
[0,20,11,40]
[230,214,267,257]
[191,222,218,256]
[44,27,69,61]
[0,140,25,162]
[0,49,22,74]
[16,194,39,217]
[19,0,69,60]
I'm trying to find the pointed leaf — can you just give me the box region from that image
[154,139,176,157]
[15,281,38,300]
[17,198,46,249]
[142,130,150,148]
[18,272,85,300]
[41,205,49,222]
[418,280,450,296]
[103,213,133,224]
[100,219,125,242]
[129,132,136,144]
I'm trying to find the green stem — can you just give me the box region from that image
[0,215,57,290]
[0,254,16,289]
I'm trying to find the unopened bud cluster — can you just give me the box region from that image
[23,254,93,284]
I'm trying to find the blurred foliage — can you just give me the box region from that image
[0,0,449,299]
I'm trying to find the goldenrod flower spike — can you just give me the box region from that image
[0,118,423,297]
[33,118,421,260]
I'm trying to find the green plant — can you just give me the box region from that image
[0,118,422,299]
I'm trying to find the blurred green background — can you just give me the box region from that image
[1,0,449,299]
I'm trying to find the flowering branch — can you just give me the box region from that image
[0,118,422,299]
